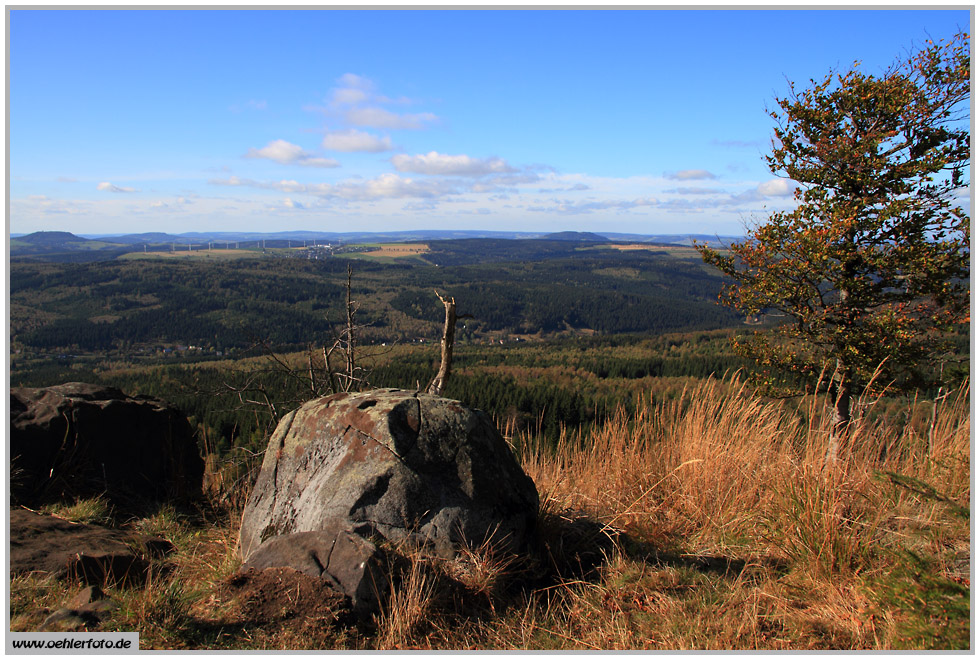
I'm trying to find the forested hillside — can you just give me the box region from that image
[10,239,741,360]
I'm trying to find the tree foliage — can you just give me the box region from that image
[699,33,970,428]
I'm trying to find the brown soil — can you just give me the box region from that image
[223,567,351,627]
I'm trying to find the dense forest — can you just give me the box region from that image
[11,329,752,454]
[10,239,740,357]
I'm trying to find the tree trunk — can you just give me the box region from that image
[827,365,852,464]
[828,242,857,465]
[344,265,356,391]
[427,293,457,396]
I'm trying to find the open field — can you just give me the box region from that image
[605,243,705,259]
[367,242,430,257]
[342,243,432,263]
[119,248,267,260]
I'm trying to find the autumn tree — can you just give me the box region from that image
[698,34,970,445]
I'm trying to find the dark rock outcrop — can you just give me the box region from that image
[239,389,539,609]
[9,508,171,587]
[10,382,204,506]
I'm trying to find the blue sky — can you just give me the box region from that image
[8,7,971,237]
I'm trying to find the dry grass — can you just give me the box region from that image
[507,375,970,649]
[9,374,970,649]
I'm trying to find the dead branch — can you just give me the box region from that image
[427,290,473,396]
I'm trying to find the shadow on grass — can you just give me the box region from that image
[535,507,789,585]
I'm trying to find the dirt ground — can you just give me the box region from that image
[222,567,351,626]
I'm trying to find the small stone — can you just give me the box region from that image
[39,608,98,632]
[67,585,104,609]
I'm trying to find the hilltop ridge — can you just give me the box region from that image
[10,229,742,261]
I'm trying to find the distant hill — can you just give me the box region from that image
[12,231,116,251]
[9,231,130,261]
[601,233,743,248]
[14,231,92,247]
[82,229,548,244]
[543,231,610,242]
[12,228,746,261]
[101,232,199,245]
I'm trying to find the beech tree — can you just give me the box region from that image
[699,34,970,441]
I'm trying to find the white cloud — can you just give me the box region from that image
[755,178,797,197]
[337,73,373,91]
[97,182,138,193]
[529,197,660,215]
[149,197,192,212]
[666,169,717,181]
[469,172,543,193]
[391,152,517,177]
[322,129,394,153]
[13,195,94,216]
[667,187,722,195]
[245,139,340,168]
[332,87,370,106]
[346,107,438,130]
[312,73,440,131]
[210,173,460,201]
[331,173,460,201]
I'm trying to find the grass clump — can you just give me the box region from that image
[39,496,114,525]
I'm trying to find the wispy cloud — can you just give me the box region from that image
[322,129,394,153]
[229,99,268,112]
[391,152,517,176]
[667,186,722,195]
[15,195,94,215]
[665,169,717,181]
[149,197,192,212]
[245,139,340,168]
[210,175,330,195]
[97,182,138,193]
[210,173,462,201]
[529,196,660,215]
[317,73,440,130]
[330,73,374,106]
[345,106,438,130]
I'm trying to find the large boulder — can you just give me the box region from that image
[240,388,539,570]
[10,382,204,506]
